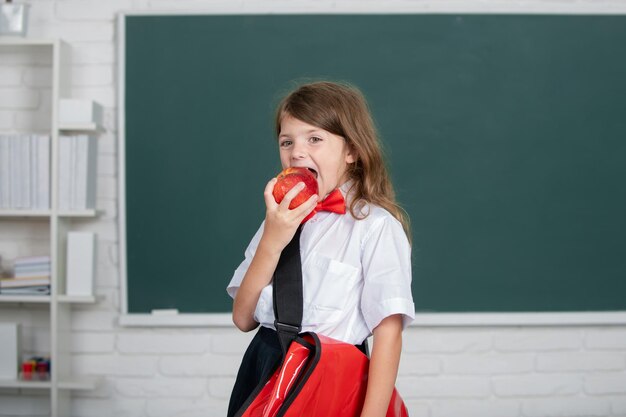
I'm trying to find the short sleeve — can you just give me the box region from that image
[226,222,265,299]
[360,215,415,332]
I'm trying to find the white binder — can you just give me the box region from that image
[0,323,20,380]
[66,232,96,296]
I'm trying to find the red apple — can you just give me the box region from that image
[272,167,318,209]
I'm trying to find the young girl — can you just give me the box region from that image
[226,81,415,417]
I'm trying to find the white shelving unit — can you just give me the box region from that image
[0,38,101,417]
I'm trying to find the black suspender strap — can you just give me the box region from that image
[272,225,304,356]
[271,224,369,358]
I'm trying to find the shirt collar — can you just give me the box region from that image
[338,179,356,204]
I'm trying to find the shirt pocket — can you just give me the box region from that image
[303,251,360,310]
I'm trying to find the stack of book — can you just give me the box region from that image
[0,134,50,210]
[0,256,51,295]
[58,134,98,210]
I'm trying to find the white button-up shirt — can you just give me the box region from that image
[227,181,415,345]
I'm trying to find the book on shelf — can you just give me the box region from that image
[0,276,51,288]
[58,134,97,210]
[8,256,51,286]
[36,134,50,210]
[20,134,30,209]
[14,255,51,266]
[0,285,50,295]
[14,264,51,276]
[0,134,50,210]
[14,268,51,278]
[58,134,71,210]
[0,137,9,208]
[13,256,51,277]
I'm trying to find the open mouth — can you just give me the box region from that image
[307,168,318,179]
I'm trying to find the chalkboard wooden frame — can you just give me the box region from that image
[117,12,626,326]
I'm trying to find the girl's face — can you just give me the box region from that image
[278,115,355,199]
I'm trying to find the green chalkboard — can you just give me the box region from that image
[123,14,626,314]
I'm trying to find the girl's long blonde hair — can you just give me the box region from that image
[274,80,411,242]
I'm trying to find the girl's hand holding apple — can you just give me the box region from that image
[261,168,319,254]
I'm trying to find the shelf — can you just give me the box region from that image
[0,209,99,218]
[57,295,99,304]
[0,378,52,389]
[0,295,51,303]
[57,209,99,217]
[0,295,98,304]
[3,37,101,415]
[59,123,103,132]
[0,210,52,218]
[58,376,100,391]
[0,38,57,47]
[0,376,98,391]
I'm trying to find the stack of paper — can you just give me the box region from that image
[14,255,51,278]
[0,134,50,210]
[0,256,51,295]
[0,285,51,295]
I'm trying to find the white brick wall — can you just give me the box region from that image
[0,394,50,417]
[1,1,626,417]
[0,68,23,86]
[587,329,626,350]
[0,88,40,110]
[494,329,583,351]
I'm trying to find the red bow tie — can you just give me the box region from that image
[302,188,346,223]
